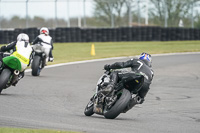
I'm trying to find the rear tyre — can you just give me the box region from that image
[84,99,94,116]
[0,69,12,94]
[104,89,131,119]
[31,56,41,76]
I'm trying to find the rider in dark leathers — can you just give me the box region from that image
[104,52,154,111]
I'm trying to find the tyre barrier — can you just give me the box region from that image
[0,27,200,44]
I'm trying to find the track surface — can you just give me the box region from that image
[0,53,200,133]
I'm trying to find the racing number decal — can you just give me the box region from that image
[137,61,143,70]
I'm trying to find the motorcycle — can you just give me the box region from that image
[31,43,50,76]
[0,55,21,94]
[84,70,144,119]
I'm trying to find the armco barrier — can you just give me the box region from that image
[0,27,200,44]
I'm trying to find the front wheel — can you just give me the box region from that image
[84,98,94,116]
[0,69,12,94]
[104,89,131,119]
[31,56,42,76]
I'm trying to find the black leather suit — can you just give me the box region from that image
[108,58,154,99]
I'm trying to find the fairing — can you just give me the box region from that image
[3,56,21,71]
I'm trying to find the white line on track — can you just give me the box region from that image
[25,52,200,73]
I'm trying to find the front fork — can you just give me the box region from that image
[93,93,105,115]
[93,91,118,114]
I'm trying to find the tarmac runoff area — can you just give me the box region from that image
[0,52,200,133]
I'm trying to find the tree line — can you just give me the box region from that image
[0,0,200,29]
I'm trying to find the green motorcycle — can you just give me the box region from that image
[0,55,21,94]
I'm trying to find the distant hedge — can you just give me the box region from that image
[0,27,199,44]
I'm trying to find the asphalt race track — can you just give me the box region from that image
[0,53,200,133]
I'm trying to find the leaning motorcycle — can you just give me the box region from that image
[84,70,144,119]
[0,55,22,94]
[31,43,50,76]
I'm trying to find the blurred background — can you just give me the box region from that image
[0,0,200,43]
[0,0,200,29]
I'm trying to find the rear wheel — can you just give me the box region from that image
[104,89,131,119]
[31,56,42,76]
[0,69,12,94]
[84,98,94,116]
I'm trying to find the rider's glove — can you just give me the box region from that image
[104,64,110,71]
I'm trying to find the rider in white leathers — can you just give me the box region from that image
[0,33,33,86]
[32,27,54,62]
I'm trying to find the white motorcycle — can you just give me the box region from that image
[31,43,51,76]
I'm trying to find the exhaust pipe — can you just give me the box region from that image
[134,96,142,104]
[14,70,20,75]
[123,95,143,113]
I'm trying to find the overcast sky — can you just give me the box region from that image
[0,0,94,20]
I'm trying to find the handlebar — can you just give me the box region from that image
[104,70,111,75]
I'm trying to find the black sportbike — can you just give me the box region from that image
[84,70,144,119]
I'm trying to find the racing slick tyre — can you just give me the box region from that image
[84,99,94,116]
[31,55,41,76]
[0,69,11,94]
[104,89,131,119]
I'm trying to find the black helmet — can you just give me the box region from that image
[139,52,152,67]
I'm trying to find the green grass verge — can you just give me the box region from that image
[1,41,200,65]
[0,127,79,133]
[50,41,200,65]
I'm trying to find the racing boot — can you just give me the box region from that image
[48,49,54,62]
[49,57,54,62]
[138,83,150,102]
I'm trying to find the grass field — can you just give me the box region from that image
[50,41,200,65]
[0,40,200,132]
[1,41,200,65]
[0,128,79,133]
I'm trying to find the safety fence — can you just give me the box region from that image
[0,27,200,44]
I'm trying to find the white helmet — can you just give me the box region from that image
[17,33,29,42]
[40,27,49,35]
